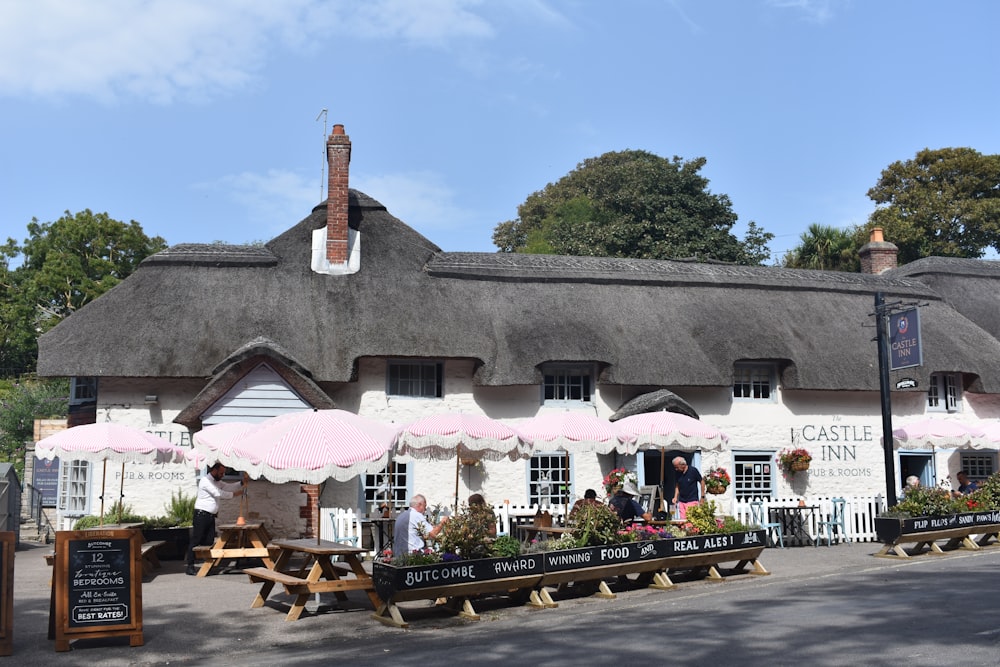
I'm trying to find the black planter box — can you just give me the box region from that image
[141,526,191,560]
[665,530,766,556]
[875,511,1000,544]
[373,555,544,600]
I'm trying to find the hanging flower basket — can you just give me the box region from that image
[706,486,726,495]
[704,467,731,495]
[778,448,813,475]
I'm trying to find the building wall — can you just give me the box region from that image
[65,358,1000,537]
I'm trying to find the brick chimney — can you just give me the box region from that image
[326,124,351,265]
[859,227,898,274]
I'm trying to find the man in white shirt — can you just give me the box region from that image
[186,462,247,575]
[392,494,448,556]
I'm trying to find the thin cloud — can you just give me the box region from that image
[202,168,318,237]
[0,0,521,103]
[765,0,844,24]
[353,171,476,237]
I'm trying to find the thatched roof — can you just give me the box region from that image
[36,190,1000,394]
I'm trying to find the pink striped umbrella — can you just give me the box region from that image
[612,411,729,454]
[515,411,635,513]
[892,418,987,450]
[191,421,257,465]
[35,422,187,522]
[516,412,633,455]
[395,413,529,462]
[396,413,530,511]
[222,410,397,484]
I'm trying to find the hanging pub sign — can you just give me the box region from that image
[49,529,143,652]
[0,532,13,656]
[889,307,922,371]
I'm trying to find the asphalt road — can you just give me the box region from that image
[10,538,1000,666]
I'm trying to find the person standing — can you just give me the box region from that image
[671,456,705,520]
[393,494,448,556]
[186,462,247,575]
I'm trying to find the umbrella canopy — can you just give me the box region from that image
[892,418,988,450]
[974,421,1000,446]
[192,421,257,464]
[35,422,185,465]
[613,412,729,454]
[35,422,187,523]
[395,413,529,462]
[221,409,398,484]
[516,412,632,455]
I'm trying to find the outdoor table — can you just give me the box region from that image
[516,525,571,545]
[769,506,819,546]
[194,521,275,577]
[244,538,381,621]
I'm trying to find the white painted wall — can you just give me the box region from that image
[70,359,1000,534]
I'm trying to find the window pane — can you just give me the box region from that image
[363,463,408,513]
[528,454,570,506]
[734,365,773,401]
[388,362,442,398]
[542,367,591,403]
[960,453,994,482]
[733,453,773,500]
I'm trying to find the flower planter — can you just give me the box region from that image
[706,487,726,495]
[140,526,190,560]
[874,511,1000,558]
[790,461,810,472]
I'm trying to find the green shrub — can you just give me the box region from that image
[567,502,623,546]
[490,534,522,558]
[438,503,496,559]
[164,489,195,526]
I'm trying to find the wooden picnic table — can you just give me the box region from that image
[193,521,276,577]
[516,525,571,544]
[244,538,381,622]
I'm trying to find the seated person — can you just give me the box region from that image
[901,475,920,497]
[954,470,979,496]
[608,481,652,524]
[568,488,600,524]
[468,493,498,537]
[393,494,448,554]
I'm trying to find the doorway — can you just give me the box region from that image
[898,452,935,491]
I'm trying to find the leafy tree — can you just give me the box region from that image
[0,210,166,376]
[493,150,773,264]
[863,147,1000,264]
[0,377,68,476]
[782,223,860,272]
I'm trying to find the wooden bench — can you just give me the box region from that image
[193,543,282,576]
[140,540,166,574]
[244,564,369,621]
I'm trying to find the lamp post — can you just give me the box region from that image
[874,292,897,507]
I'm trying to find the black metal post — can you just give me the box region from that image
[875,292,897,507]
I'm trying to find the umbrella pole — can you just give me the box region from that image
[316,481,326,545]
[564,453,570,519]
[119,461,126,517]
[454,457,461,514]
[659,448,667,513]
[99,461,107,526]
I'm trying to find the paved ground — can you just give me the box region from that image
[8,537,999,666]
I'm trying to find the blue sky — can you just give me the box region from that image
[2,0,998,262]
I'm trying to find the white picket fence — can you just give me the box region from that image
[728,495,886,544]
[323,495,887,555]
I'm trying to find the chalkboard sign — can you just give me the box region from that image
[51,529,143,652]
[0,532,13,656]
[32,456,60,506]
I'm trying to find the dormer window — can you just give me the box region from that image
[387,361,443,399]
[733,364,775,401]
[541,364,592,405]
[70,377,97,405]
[927,373,960,413]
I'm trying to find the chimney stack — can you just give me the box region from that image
[326,124,351,264]
[858,227,898,274]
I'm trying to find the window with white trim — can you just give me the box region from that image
[733,364,774,401]
[541,365,592,404]
[927,373,960,413]
[959,453,995,484]
[733,452,774,500]
[387,361,442,398]
[528,453,570,506]
[70,377,97,405]
[57,460,91,516]
[362,463,409,513]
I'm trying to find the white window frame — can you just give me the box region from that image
[541,364,593,405]
[527,452,571,507]
[57,459,91,516]
[927,373,961,413]
[386,360,443,399]
[360,463,410,514]
[733,364,775,402]
[733,452,775,500]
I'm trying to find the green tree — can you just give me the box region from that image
[0,210,167,376]
[864,147,1000,264]
[492,150,773,264]
[0,377,68,476]
[782,223,860,272]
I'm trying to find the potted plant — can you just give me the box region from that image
[602,467,636,495]
[704,467,731,494]
[778,448,812,474]
[141,490,195,560]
